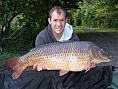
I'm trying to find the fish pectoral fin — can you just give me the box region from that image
[59,70,69,76]
[85,60,96,73]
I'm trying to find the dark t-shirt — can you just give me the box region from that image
[0,25,113,89]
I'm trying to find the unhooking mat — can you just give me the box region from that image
[111,69,118,89]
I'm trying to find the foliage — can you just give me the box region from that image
[0,0,81,60]
[0,0,80,36]
[80,5,96,27]
[73,0,118,28]
[0,0,80,41]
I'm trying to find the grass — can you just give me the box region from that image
[0,39,33,61]
[0,52,20,60]
[84,27,118,32]
[73,26,84,33]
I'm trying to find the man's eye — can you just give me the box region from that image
[54,20,57,21]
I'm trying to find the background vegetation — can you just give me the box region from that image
[0,0,118,60]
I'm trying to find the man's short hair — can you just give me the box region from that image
[49,6,67,19]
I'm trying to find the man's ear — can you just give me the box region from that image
[48,18,51,24]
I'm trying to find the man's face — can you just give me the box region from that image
[48,10,66,38]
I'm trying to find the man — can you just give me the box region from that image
[33,6,80,71]
[0,6,112,89]
[33,6,113,89]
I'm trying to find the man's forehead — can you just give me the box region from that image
[51,14,65,21]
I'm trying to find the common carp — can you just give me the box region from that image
[5,41,112,80]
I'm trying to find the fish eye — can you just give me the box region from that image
[101,48,111,57]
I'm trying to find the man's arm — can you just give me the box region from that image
[35,35,46,47]
[33,35,46,71]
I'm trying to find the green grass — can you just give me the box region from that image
[85,27,118,32]
[0,51,20,60]
[74,26,118,33]
[73,26,84,33]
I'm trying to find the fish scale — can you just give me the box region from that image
[18,41,108,70]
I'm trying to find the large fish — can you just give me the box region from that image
[5,41,112,80]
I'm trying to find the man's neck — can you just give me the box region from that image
[53,32,63,39]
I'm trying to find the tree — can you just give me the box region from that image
[0,0,82,49]
[76,0,118,28]
[0,0,81,38]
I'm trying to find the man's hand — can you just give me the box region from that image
[33,63,45,71]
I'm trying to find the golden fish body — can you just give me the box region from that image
[5,41,111,80]
[20,42,90,71]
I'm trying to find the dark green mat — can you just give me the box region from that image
[111,69,118,89]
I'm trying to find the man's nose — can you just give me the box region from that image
[57,21,61,26]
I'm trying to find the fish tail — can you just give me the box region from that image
[5,58,25,80]
[5,58,19,68]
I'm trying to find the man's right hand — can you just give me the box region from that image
[33,63,45,71]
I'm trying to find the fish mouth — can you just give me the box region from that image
[105,55,112,62]
[108,55,113,60]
